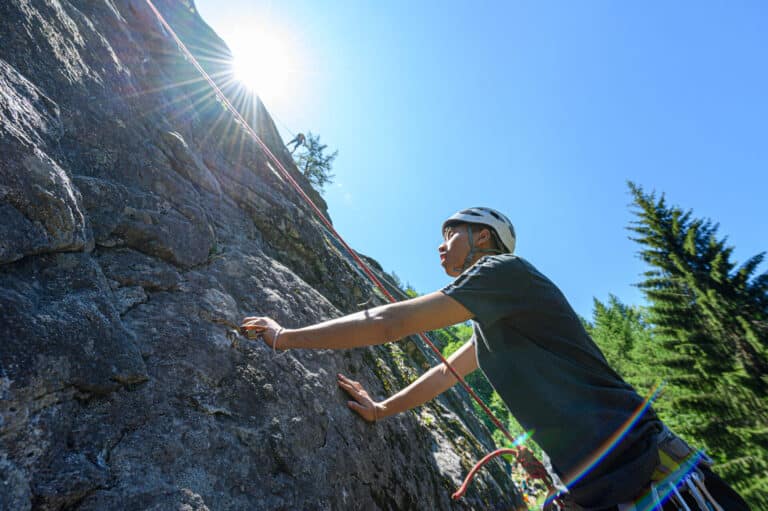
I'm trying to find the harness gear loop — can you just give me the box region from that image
[669,482,692,511]
[651,483,663,509]
[685,476,709,511]
[691,471,725,511]
[643,427,724,511]
[142,0,549,499]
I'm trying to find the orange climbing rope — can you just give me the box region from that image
[143,0,552,501]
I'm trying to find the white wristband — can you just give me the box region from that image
[273,327,285,353]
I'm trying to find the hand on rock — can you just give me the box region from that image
[240,316,284,350]
[337,373,381,422]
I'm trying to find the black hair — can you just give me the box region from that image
[443,221,501,251]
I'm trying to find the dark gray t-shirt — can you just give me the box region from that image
[441,254,662,508]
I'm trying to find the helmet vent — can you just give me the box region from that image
[443,207,516,254]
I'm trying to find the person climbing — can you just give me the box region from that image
[240,207,751,511]
[286,132,305,154]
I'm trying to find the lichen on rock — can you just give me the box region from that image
[0,1,523,509]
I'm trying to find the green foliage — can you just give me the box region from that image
[438,324,544,460]
[584,295,683,434]
[293,131,337,192]
[180,0,196,13]
[373,183,766,506]
[387,271,414,293]
[627,182,768,508]
[387,271,402,288]
[584,295,665,395]
[438,323,473,356]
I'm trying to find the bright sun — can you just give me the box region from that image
[228,26,302,106]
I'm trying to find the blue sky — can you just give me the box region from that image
[195,0,767,319]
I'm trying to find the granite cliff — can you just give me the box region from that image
[0,1,522,509]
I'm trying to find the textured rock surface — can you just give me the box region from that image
[0,1,522,510]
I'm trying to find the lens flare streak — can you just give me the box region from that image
[545,383,665,507]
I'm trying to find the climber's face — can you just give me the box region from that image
[438,224,471,277]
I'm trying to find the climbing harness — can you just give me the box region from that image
[140,1,594,505]
[143,6,737,511]
[616,427,724,511]
[646,430,723,511]
[691,472,725,511]
[286,132,305,153]
[143,5,734,510]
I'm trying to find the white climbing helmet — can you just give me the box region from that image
[442,207,516,254]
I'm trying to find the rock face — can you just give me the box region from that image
[0,1,522,510]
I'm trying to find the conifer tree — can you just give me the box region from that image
[585,296,666,399]
[293,132,337,192]
[627,182,768,507]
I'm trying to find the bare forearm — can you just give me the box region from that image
[378,363,460,419]
[280,305,396,350]
[272,291,473,351]
[378,340,479,419]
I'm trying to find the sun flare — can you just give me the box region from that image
[228,25,302,106]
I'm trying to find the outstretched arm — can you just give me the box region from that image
[338,338,479,421]
[241,291,473,350]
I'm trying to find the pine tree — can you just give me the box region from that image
[585,296,667,399]
[627,182,768,507]
[293,132,337,192]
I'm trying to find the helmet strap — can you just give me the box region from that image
[454,224,504,273]
[460,224,476,272]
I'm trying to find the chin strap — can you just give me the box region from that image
[453,224,504,273]
[144,2,547,500]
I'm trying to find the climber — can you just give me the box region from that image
[240,207,750,511]
[286,132,305,154]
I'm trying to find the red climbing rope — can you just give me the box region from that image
[453,446,551,500]
[144,0,550,500]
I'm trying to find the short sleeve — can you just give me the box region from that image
[440,255,531,326]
